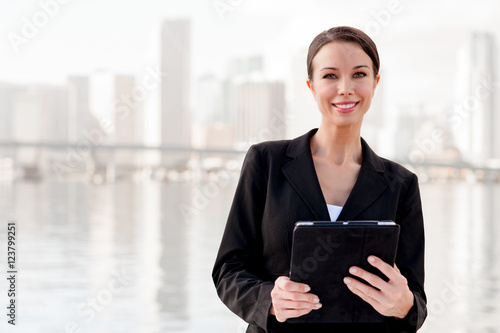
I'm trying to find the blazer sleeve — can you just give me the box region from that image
[212,145,275,331]
[387,173,427,332]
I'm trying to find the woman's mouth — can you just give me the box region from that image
[332,101,359,113]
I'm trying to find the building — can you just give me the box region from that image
[12,84,67,177]
[227,56,264,77]
[160,19,191,166]
[361,72,385,153]
[193,74,235,150]
[89,71,142,173]
[233,75,286,149]
[0,83,17,180]
[67,76,92,143]
[0,83,16,144]
[453,32,498,164]
[287,48,319,139]
[195,74,225,125]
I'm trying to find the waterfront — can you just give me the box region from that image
[0,178,498,332]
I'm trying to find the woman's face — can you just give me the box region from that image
[307,41,380,129]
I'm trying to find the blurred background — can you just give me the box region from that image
[0,0,499,332]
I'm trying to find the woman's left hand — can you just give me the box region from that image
[343,255,414,319]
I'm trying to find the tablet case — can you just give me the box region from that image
[288,221,400,324]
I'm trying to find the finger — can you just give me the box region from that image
[345,282,382,310]
[273,284,321,303]
[367,256,399,280]
[275,308,314,323]
[282,291,321,304]
[277,276,311,293]
[273,300,322,322]
[343,276,382,301]
[279,299,323,311]
[348,266,386,291]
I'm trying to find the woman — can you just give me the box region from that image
[212,26,426,333]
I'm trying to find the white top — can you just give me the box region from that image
[327,204,343,222]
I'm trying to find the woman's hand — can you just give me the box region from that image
[270,276,322,322]
[344,256,414,319]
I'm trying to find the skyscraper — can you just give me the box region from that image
[453,32,498,163]
[288,49,319,139]
[67,76,91,143]
[160,19,191,165]
[0,83,16,179]
[0,83,16,144]
[195,74,224,124]
[192,74,235,149]
[233,75,286,149]
[89,70,142,170]
[361,73,385,153]
[12,84,67,175]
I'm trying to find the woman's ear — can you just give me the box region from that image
[372,74,380,96]
[307,79,316,98]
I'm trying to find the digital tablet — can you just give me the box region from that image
[288,221,400,324]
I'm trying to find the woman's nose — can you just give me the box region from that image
[338,78,354,96]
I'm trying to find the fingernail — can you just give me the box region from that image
[368,256,375,263]
[313,296,319,303]
[344,277,351,284]
[304,286,311,292]
[315,303,322,308]
[349,267,357,274]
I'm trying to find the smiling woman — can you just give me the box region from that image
[307,41,379,135]
[213,26,426,333]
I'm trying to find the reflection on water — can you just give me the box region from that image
[0,180,498,332]
[420,182,500,332]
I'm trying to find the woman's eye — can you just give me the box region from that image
[353,72,367,78]
[323,73,336,79]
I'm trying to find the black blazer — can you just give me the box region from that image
[212,129,426,333]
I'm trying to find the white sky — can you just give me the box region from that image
[0,0,499,108]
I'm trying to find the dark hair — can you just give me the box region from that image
[307,26,380,80]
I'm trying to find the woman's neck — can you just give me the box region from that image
[311,122,363,166]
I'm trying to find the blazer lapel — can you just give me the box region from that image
[282,131,388,222]
[282,129,331,221]
[337,138,387,221]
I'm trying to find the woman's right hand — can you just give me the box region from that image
[269,276,322,322]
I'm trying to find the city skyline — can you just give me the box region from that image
[2,1,500,85]
[1,1,500,182]
[0,23,499,154]
[1,1,499,111]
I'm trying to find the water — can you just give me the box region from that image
[0,179,498,332]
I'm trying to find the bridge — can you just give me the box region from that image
[0,141,247,154]
[0,141,247,182]
[0,142,499,183]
